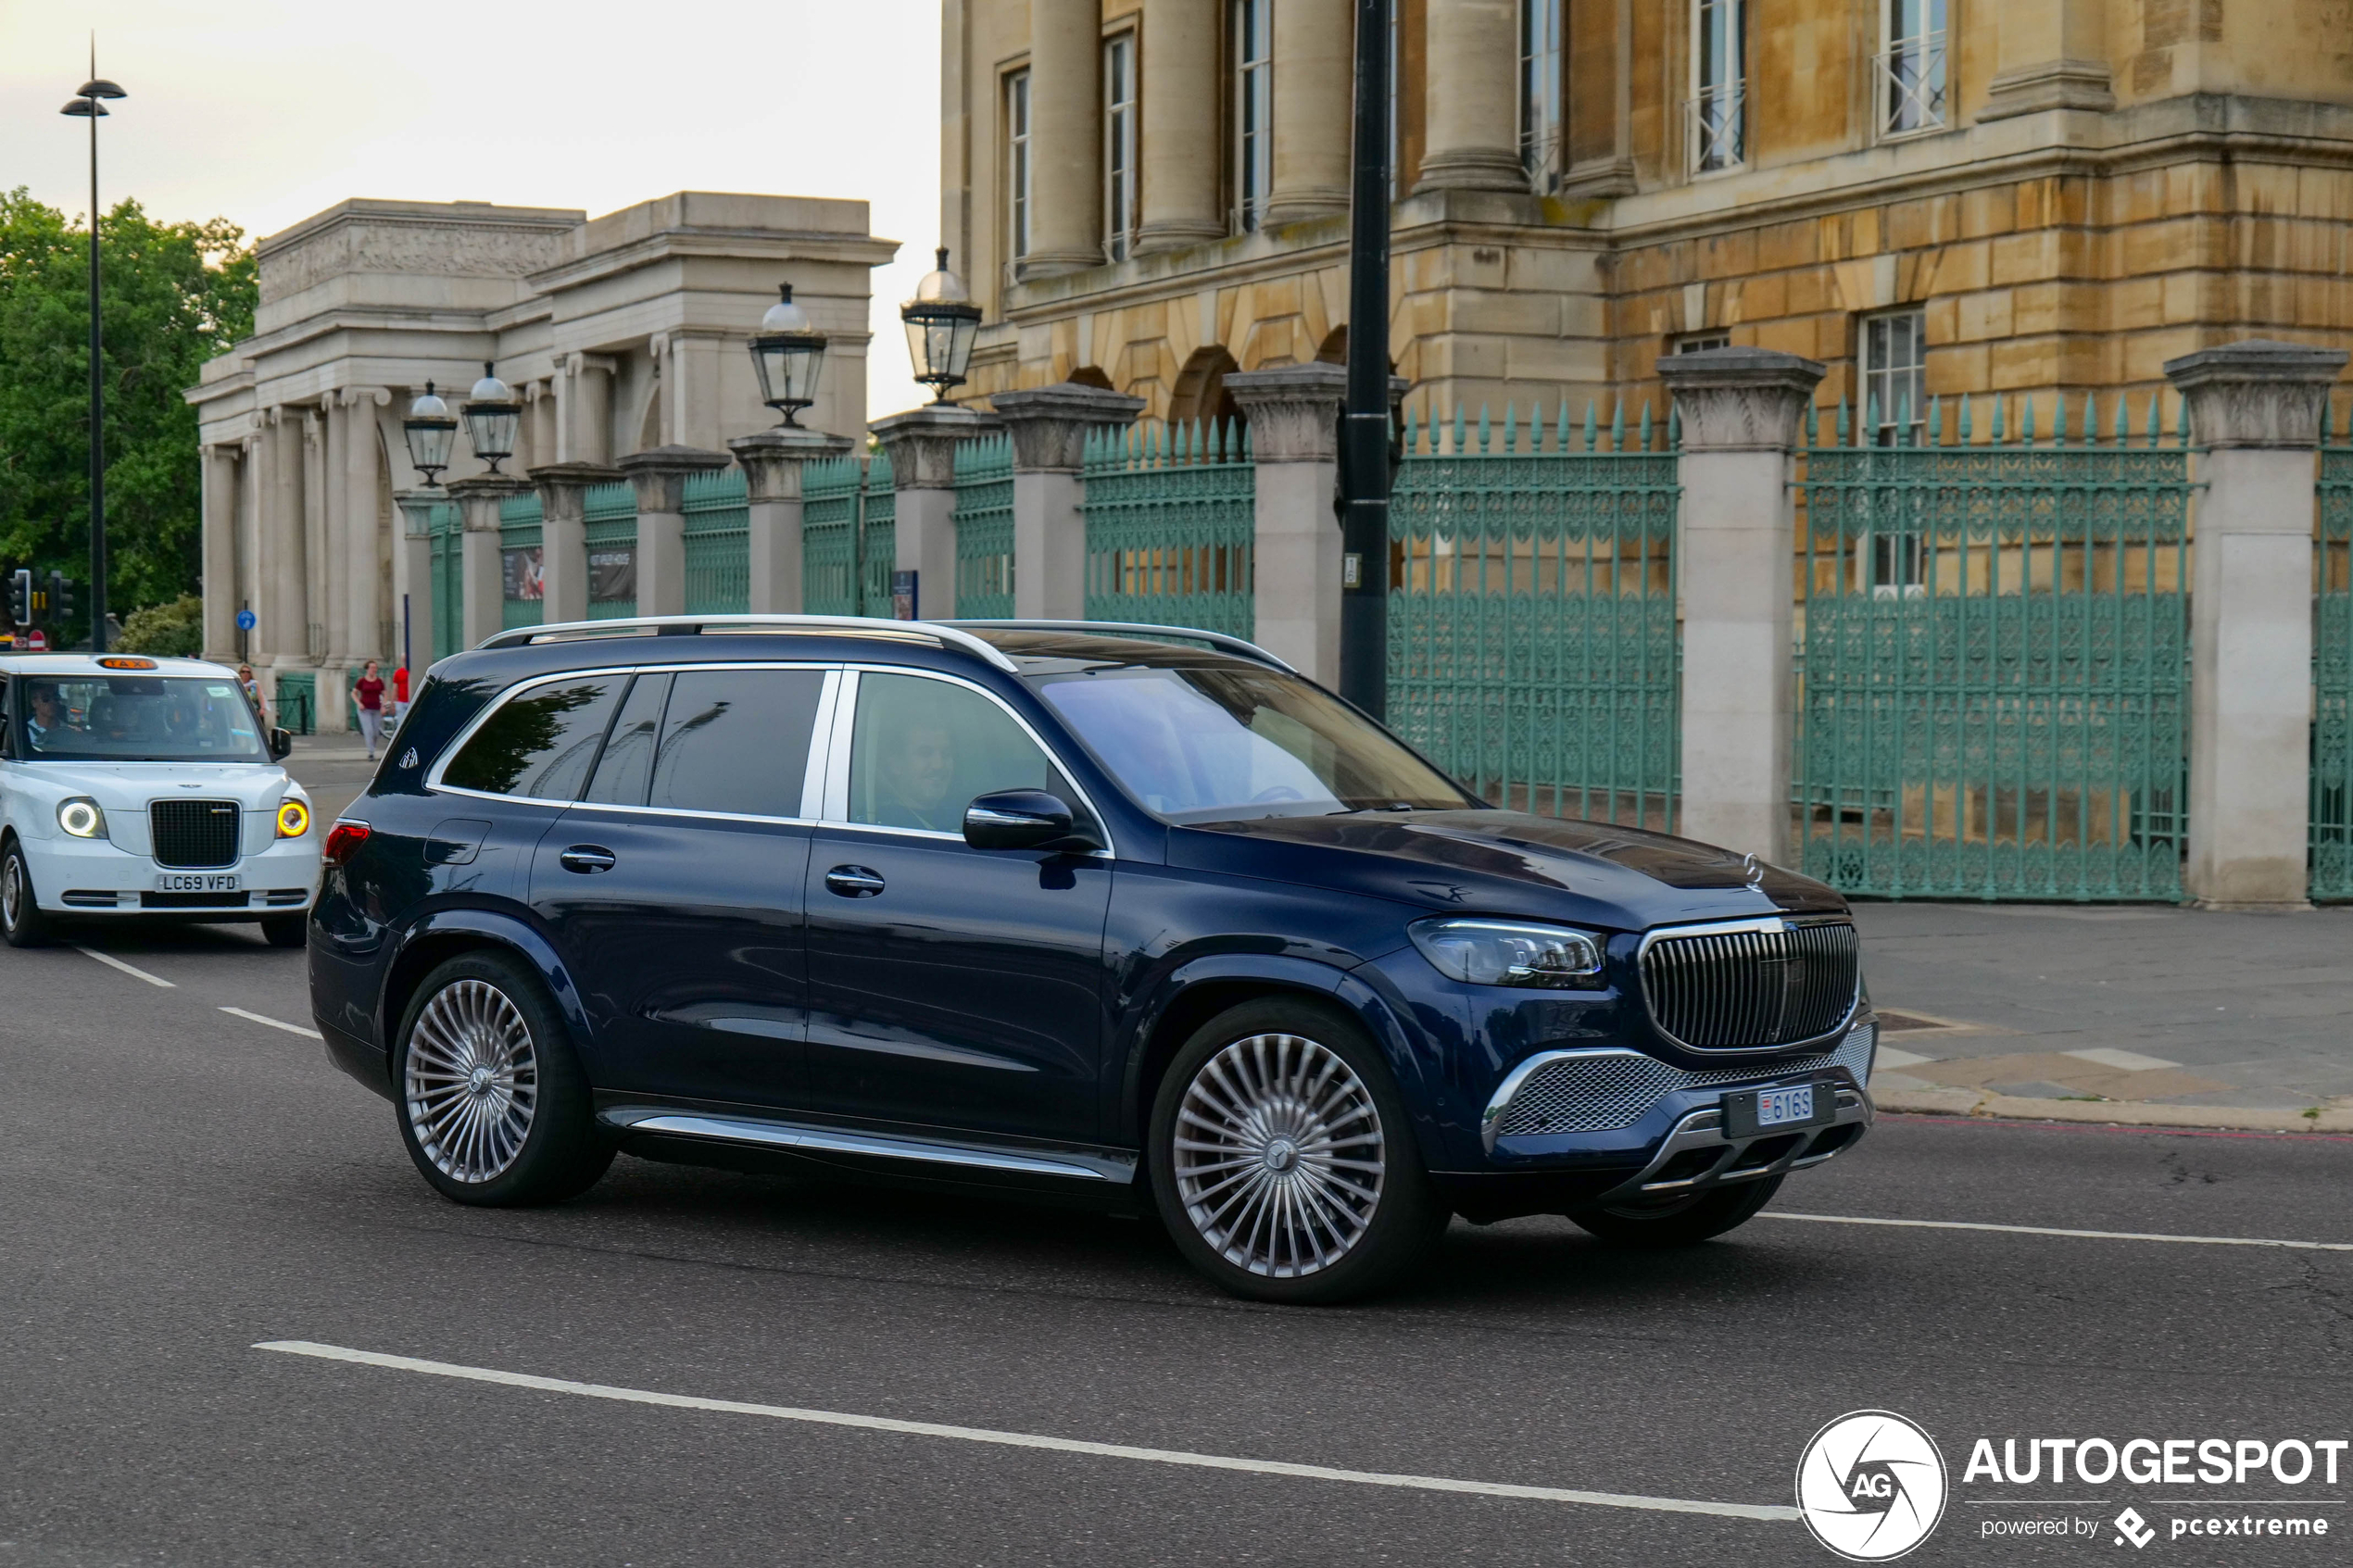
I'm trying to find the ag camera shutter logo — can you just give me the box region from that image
[1796,1410,1948,1561]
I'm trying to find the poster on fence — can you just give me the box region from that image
[589,547,635,604]
[502,546,544,602]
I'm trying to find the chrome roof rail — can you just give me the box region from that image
[941,619,1297,673]
[475,614,1019,671]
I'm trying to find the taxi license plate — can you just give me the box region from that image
[1720,1081,1832,1138]
[155,872,240,894]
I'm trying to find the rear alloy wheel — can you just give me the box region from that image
[1571,1172,1785,1248]
[393,951,611,1206]
[1,841,53,948]
[1149,998,1445,1304]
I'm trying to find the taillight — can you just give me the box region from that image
[323,821,371,865]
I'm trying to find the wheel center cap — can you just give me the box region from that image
[1264,1137,1298,1173]
[469,1065,494,1096]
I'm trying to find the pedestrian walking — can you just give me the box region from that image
[391,662,410,728]
[237,664,269,730]
[354,659,387,761]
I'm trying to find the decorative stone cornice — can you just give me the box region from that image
[528,461,625,523]
[1979,58,2116,121]
[726,428,856,502]
[1656,346,1826,452]
[872,404,1002,490]
[1226,364,1349,463]
[991,383,1147,473]
[2163,339,2349,450]
[618,445,732,512]
[392,487,444,539]
[446,472,535,532]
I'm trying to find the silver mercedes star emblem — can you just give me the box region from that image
[398,748,419,770]
[1742,853,1765,885]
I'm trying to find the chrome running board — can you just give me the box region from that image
[602,1108,1135,1185]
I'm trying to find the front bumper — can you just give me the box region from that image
[21,833,321,915]
[1590,1084,1872,1208]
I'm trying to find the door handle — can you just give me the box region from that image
[559,845,617,874]
[824,864,886,897]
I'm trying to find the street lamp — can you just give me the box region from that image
[748,283,826,427]
[900,247,981,403]
[60,59,126,652]
[461,363,521,473]
[402,382,457,485]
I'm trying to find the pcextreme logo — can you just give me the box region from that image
[1797,1410,1950,1562]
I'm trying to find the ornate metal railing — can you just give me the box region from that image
[1391,401,1680,829]
[683,467,750,615]
[1686,80,1746,172]
[1875,31,1947,138]
[1083,420,1255,635]
[953,434,1015,620]
[804,454,896,619]
[497,492,545,632]
[583,482,638,621]
[1796,393,2191,900]
[2313,434,2353,898]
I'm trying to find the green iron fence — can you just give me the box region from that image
[428,498,463,661]
[683,467,750,615]
[804,454,896,618]
[498,492,545,632]
[1391,401,1680,828]
[1083,420,1254,635]
[1796,393,2191,900]
[2314,434,2353,898]
[953,434,1015,619]
[584,482,638,621]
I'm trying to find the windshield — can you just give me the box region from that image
[1029,659,1475,822]
[15,674,269,763]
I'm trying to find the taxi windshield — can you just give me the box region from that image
[16,674,268,763]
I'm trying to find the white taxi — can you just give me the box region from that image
[0,653,321,948]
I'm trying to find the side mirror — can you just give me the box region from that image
[963,789,1100,853]
[269,727,294,761]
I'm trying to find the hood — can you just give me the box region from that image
[1167,809,1845,933]
[10,760,297,810]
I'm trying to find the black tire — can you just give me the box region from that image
[1147,997,1446,1305]
[1,839,54,948]
[1570,1172,1785,1248]
[391,949,612,1207]
[258,913,308,949]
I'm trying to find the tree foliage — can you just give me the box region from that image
[0,189,256,638]
[115,592,204,656]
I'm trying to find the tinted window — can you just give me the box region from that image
[583,673,672,806]
[647,669,824,818]
[442,678,621,799]
[847,672,1081,834]
[14,675,267,763]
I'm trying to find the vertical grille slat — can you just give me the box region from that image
[149,799,243,870]
[1639,918,1860,1050]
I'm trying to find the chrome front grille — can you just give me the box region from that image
[149,798,243,870]
[1487,1022,1877,1143]
[1639,917,1860,1050]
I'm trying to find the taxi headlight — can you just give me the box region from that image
[276,798,310,838]
[1408,917,1606,989]
[57,797,107,839]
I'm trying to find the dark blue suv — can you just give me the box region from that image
[309,616,1877,1302]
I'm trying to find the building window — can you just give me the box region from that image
[1859,308,1927,443]
[1008,69,1033,259]
[1520,0,1565,194]
[1689,0,1745,173]
[1103,33,1139,261]
[1234,0,1274,232]
[1674,332,1731,354]
[1879,0,1947,137]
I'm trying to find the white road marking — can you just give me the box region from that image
[253,1340,1797,1523]
[1875,1045,1935,1070]
[73,947,174,988]
[1762,1211,2353,1253]
[2061,1047,2181,1073]
[220,1006,323,1040]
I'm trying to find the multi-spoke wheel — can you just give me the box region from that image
[1,840,53,948]
[1150,999,1445,1304]
[392,950,611,1206]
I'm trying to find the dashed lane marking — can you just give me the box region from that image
[220,1006,323,1040]
[73,947,174,988]
[1762,1210,2353,1253]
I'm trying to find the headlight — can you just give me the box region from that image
[1409,917,1605,989]
[276,798,310,838]
[57,797,107,839]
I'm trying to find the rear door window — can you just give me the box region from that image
[583,673,672,806]
[646,668,826,818]
[441,677,623,800]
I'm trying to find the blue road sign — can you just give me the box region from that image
[235,608,257,631]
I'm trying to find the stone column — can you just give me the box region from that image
[1137,0,1224,255]
[1022,0,1104,279]
[1980,0,2113,119]
[342,387,390,663]
[265,408,306,669]
[2166,340,2347,909]
[200,445,241,662]
[1415,0,1526,194]
[619,445,732,617]
[1227,364,1349,683]
[560,354,616,466]
[1657,346,1826,865]
[873,405,1001,620]
[729,429,855,615]
[1265,0,1354,226]
[992,383,1146,619]
[447,475,535,649]
[392,490,438,671]
[529,462,624,626]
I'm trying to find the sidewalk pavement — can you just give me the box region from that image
[1854,902,2353,1132]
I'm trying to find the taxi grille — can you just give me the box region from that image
[1489,1022,1877,1139]
[150,799,242,869]
[1640,918,1860,1049]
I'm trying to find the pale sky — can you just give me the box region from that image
[0,0,944,420]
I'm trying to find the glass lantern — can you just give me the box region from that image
[462,362,522,473]
[900,247,982,403]
[749,283,826,426]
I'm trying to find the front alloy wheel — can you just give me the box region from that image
[1,843,52,947]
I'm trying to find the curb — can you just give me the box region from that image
[1875,1087,2353,1135]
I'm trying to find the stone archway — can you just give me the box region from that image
[1168,345,1243,430]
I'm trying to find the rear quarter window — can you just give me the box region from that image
[441,678,623,800]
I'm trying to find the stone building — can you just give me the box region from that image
[940,0,2353,429]
[189,192,893,725]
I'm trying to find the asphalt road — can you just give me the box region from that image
[3,919,2350,1568]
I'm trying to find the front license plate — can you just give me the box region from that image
[1720,1080,1835,1138]
[1756,1085,1815,1127]
[155,872,240,894]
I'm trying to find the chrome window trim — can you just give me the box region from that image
[1633,912,1863,1055]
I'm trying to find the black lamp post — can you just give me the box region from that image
[900,248,982,403]
[60,60,125,652]
[403,382,457,485]
[749,283,827,426]
[461,363,521,473]
[1339,0,1395,719]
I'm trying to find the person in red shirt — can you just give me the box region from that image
[392,664,410,727]
[353,659,387,760]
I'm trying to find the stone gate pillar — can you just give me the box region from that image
[992,383,1145,621]
[1227,364,1347,683]
[1657,346,1826,865]
[620,445,732,617]
[728,428,855,614]
[873,405,999,621]
[2166,339,2348,909]
[392,489,438,669]
[447,474,534,650]
[530,461,624,626]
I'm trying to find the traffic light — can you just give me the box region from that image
[7,570,29,627]
[49,571,73,624]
